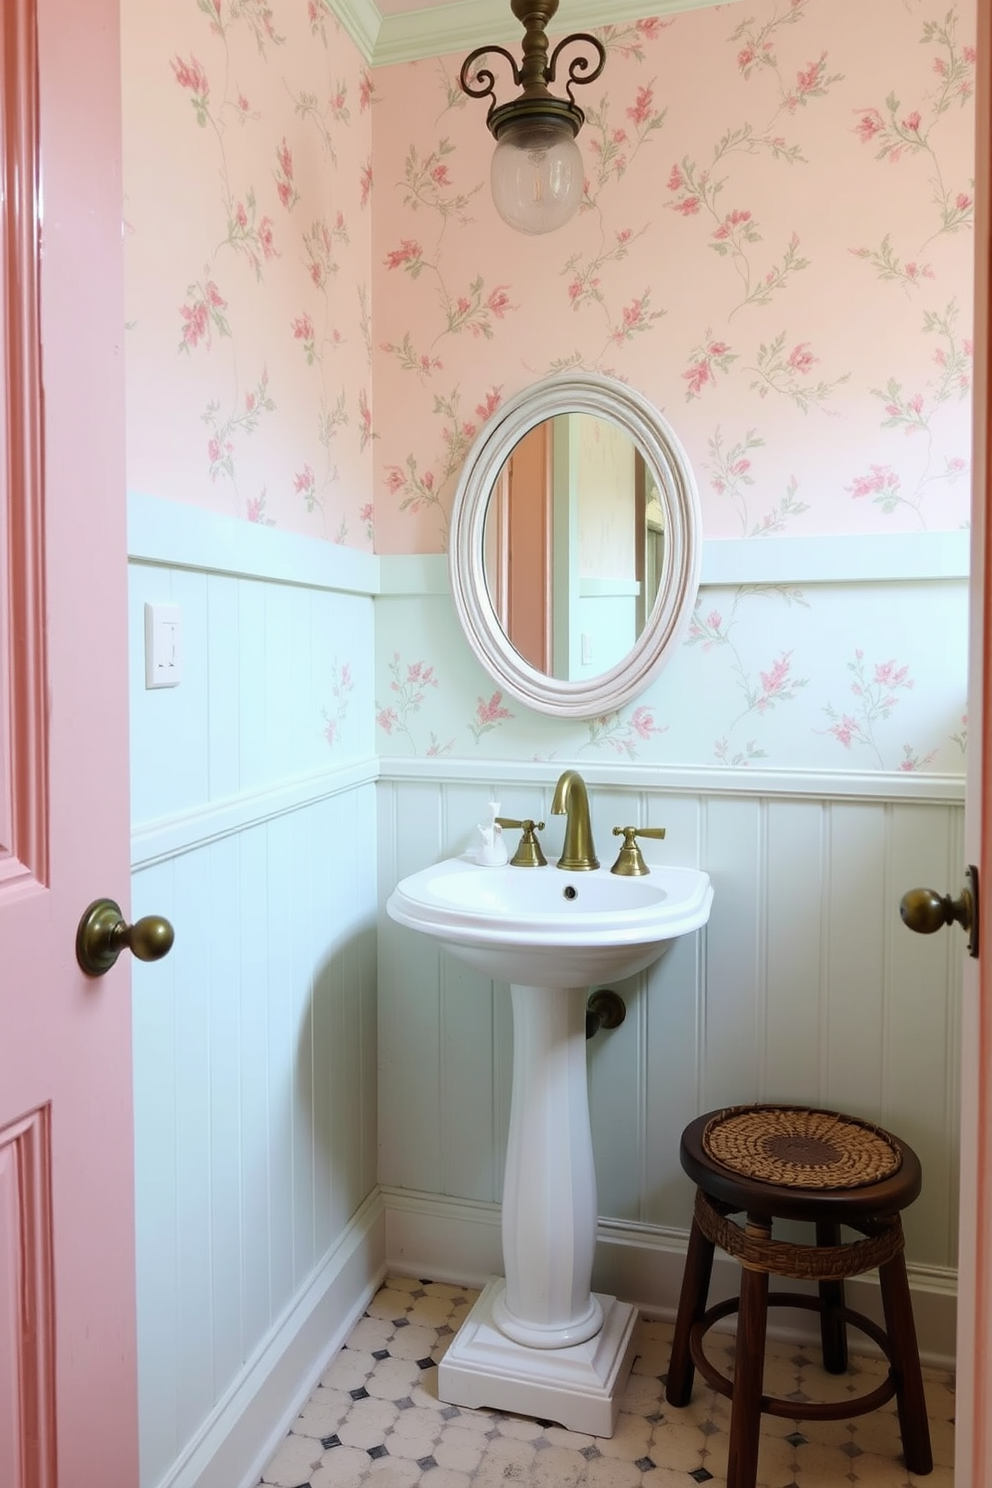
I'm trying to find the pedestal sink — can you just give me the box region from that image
[386,853,713,1436]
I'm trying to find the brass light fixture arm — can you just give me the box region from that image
[458,1,605,137]
[546,33,606,108]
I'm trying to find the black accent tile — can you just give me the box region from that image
[349,1387,370,1401]
[396,1397,415,1411]
[580,1445,601,1460]
[689,1471,714,1484]
[535,1418,555,1428]
[372,1349,390,1361]
[419,1278,434,1285]
[368,1444,389,1460]
[440,1406,461,1420]
[840,1441,863,1458]
[392,1317,410,1328]
[635,1457,656,1472]
[785,1432,808,1448]
[416,1356,435,1370]
[320,1434,341,1450]
[411,1288,427,1299]
[699,1419,720,1437]
[417,1456,438,1471]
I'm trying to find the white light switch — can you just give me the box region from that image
[144,603,182,689]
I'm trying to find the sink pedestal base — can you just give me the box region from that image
[438,1276,638,1437]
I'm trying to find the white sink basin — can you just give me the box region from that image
[387,853,713,986]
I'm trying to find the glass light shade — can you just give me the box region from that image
[490,119,583,235]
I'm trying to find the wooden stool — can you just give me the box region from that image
[665,1105,933,1488]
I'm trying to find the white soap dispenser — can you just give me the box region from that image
[477,799,508,867]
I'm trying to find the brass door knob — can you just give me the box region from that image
[76,898,175,978]
[899,865,979,959]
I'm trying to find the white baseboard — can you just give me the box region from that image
[382,1188,957,1372]
[152,1191,387,1488]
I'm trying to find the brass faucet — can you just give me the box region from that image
[550,769,599,871]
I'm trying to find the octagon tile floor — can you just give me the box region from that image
[259,1276,954,1488]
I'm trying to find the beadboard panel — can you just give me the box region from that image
[129,561,375,829]
[128,501,380,1488]
[132,785,378,1488]
[377,769,964,1280]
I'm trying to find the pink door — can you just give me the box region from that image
[953,5,990,1481]
[0,0,140,1482]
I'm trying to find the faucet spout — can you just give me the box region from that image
[551,770,599,871]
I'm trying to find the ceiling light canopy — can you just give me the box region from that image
[459,0,606,236]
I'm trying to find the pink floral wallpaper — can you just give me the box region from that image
[372,0,975,552]
[122,0,374,544]
[119,0,974,774]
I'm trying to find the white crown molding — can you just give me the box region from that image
[335,0,743,69]
[331,0,382,62]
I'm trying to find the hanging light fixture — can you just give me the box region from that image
[459,0,606,236]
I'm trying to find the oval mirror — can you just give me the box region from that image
[448,372,702,719]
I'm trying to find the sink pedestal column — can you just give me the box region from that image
[437,983,639,1436]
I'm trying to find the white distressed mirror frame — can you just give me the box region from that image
[448,371,702,719]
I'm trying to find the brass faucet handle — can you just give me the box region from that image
[610,825,667,877]
[495,817,547,868]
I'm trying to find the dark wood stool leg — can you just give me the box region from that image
[666,1209,715,1407]
[726,1217,770,1488]
[878,1241,933,1475]
[815,1219,848,1374]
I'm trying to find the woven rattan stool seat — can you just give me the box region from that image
[666,1104,932,1488]
[702,1104,902,1189]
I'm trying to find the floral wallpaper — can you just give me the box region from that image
[122,0,374,545]
[370,0,974,772]
[372,0,974,553]
[119,0,975,776]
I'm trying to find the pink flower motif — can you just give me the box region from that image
[828,715,859,748]
[637,18,664,38]
[377,708,398,734]
[384,239,422,270]
[957,192,973,212]
[384,467,404,494]
[667,164,684,192]
[323,720,338,746]
[475,389,502,422]
[359,503,373,525]
[902,111,922,133]
[359,71,373,110]
[567,278,583,302]
[294,465,315,497]
[713,208,752,241]
[874,660,910,689]
[756,653,792,711]
[431,164,451,186]
[360,161,373,207]
[854,109,884,144]
[476,691,513,726]
[487,286,511,319]
[683,360,713,397]
[629,706,660,740]
[246,495,266,523]
[673,197,701,216]
[787,343,817,375]
[180,301,208,348]
[292,313,314,341]
[933,56,947,77]
[847,464,898,499]
[737,46,756,71]
[626,85,655,126]
[730,458,751,477]
[172,55,209,95]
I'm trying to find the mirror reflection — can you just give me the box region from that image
[482,412,665,681]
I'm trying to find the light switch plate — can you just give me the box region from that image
[144,603,182,689]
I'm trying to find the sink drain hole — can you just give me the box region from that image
[563,885,578,900]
